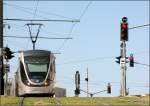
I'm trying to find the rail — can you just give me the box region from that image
[18,97,25,106]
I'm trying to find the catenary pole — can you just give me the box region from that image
[0,0,4,95]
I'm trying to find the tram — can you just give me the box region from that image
[15,50,56,97]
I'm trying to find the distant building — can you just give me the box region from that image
[55,87,66,97]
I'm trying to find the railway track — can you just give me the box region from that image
[53,97,62,106]
[18,97,25,106]
[18,96,62,106]
[48,97,62,106]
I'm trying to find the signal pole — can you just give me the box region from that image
[120,41,127,96]
[4,62,9,96]
[0,0,4,95]
[120,17,128,96]
[86,68,89,97]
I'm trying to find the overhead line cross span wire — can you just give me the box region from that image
[4,35,72,39]
[3,18,80,22]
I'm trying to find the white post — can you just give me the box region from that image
[120,41,127,96]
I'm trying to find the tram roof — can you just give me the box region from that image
[22,50,51,57]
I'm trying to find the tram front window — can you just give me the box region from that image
[25,56,49,83]
[26,63,49,83]
[27,63,48,73]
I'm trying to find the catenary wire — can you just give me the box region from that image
[4,35,72,39]
[4,2,49,20]
[56,51,149,65]
[4,18,80,22]
[4,2,76,20]
[26,0,39,49]
[8,23,72,37]
[57,1,93,51]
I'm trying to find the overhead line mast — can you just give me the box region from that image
[0,0,4,95]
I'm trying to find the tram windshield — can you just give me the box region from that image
[27,63,48,72]
[24,56,50,82]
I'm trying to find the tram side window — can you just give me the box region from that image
[20,61,27,81]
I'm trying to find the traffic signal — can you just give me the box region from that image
[107,83,111,94]
[3,47,14,60]
[129,54,134,67]
[75,71,80,85]
[75,71,80,90]
[115,56,121,64]
[120,17,128,41]
[85,78,88,82]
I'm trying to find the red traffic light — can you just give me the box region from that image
[129,54,134,61]
[120,17,128,41]
[129,54,134,67]
[129,56,134,61]
[120,22,128,41]
[121,23,128,29]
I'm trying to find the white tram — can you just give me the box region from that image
[15,50,56,97]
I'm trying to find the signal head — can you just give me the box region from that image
[120,22,128,41]
[129,54,134,67]
[130,53,133,57]
[107,83,111,94]
[3,47,14,60]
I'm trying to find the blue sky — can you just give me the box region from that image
[3,1,149,97]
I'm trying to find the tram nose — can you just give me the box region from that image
[29,75,46,83]
[31,79,43,83]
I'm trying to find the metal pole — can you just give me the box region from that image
[87,68,89,97]
[120,41,127,96]
[75,71,80,97]
[0,0,4,95]
[4,63,8,96]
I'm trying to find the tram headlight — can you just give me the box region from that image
[25,80,31,86]
[44,81,48,86]
[27,82,31,86]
